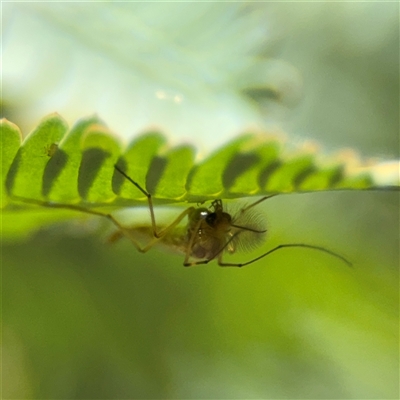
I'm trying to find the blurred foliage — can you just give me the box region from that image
[2,2,399,399]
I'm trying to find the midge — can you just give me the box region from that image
[14,165,351,267]
[103,165,351,267]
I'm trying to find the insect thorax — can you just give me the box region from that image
[185,206,233,260]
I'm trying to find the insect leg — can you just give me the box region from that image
[182,230,242,267]
[114,165,201,245]
[114,164,162,238]
[182,219,207,267]
[238,193,278,214]
[137,206,196,253]
[218,243,352,268]
[11,195,197,254]
[11,195,149,252]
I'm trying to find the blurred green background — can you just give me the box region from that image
[2,2,399,399]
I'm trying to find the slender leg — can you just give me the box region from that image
[183,230,242,267]
[11,195,148,252]
[238,194,278,214]
[114,164,197,240]
[183,219,205,266]
[183,259,210,267]
[138,206,195,253]
[114,164,160,238]
[11,164,197,256]
[218,243,352,267]
[11,194,195,254]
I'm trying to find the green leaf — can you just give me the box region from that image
[1,119,22,207]
[45,115,105,202]
[79,125,122,203]
[1,114,399,238]
[151,145,195,200]
[187,134,256,198]
[117,132,167,201]
[6,114,68,200]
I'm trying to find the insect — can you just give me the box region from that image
[12,165,351,267]
[110,165,351,267]
[43,143,58,157]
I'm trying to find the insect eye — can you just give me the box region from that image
[205,212,217,226]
